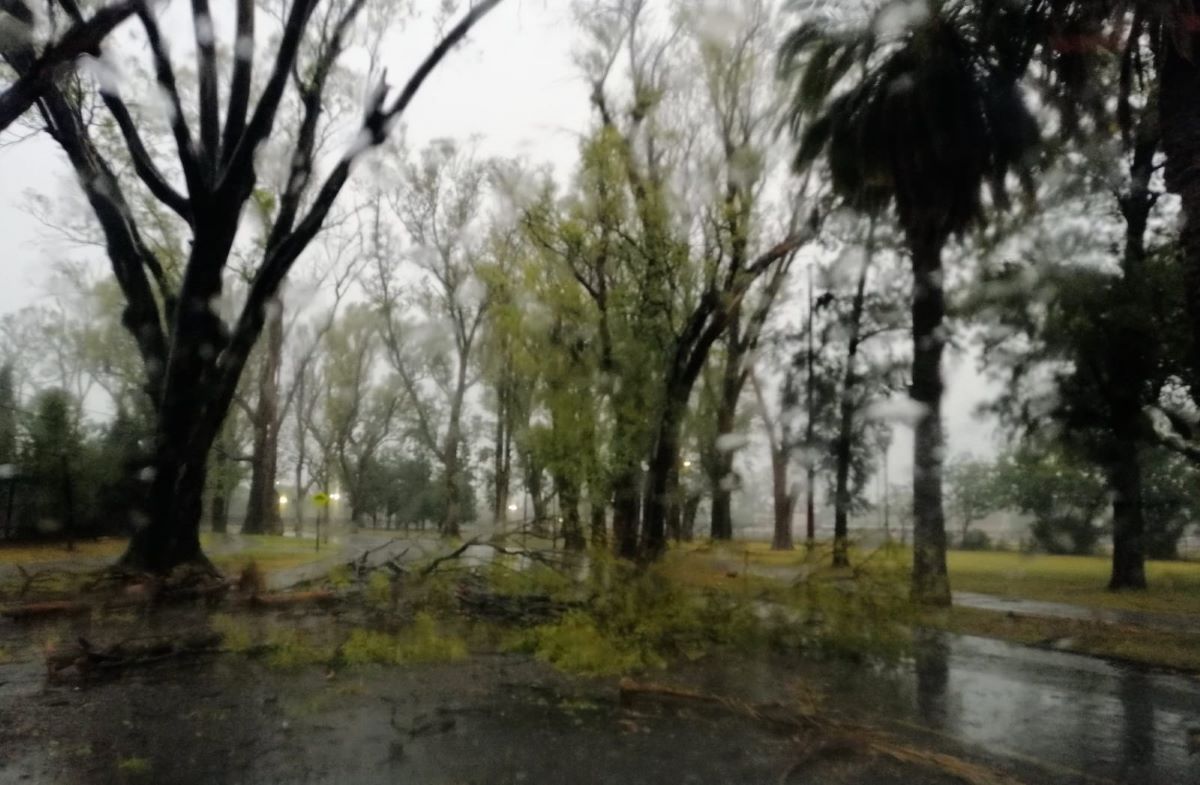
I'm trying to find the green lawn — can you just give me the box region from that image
[669,541,1200,617]
[946,550,1200,617]
[925,605,1200,673]
[0,534,326,575]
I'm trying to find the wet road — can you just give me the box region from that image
[709,633,1200,784]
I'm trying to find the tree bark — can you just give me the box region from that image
[610,466,640,559]
[707,453,733,540]
[770,444,794,550]
[1160,37,1200,404]
[243,297,284,535]
[681,492,700,542]
[209,435,230,535]
[709,320,744,541]
[641,383,690,560]
[908,230,950,605]
[1108,430,1147,590]
[555,473,585,551]
[589,501,607,548]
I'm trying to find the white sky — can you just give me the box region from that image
[0,0,1003,492]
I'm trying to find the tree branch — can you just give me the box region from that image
[220,0,254,163]
[134,0,203,196]
[0,0,135,132]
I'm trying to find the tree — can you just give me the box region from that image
[372,142,491,537]
[0,0,504,572]
[780,0,1038,603]
[994,440,1108,555]
[0,0,134,131]
[21,388,81,540]
[751,370,795,550]
[556,0,814,560]
[944,456,1002,547]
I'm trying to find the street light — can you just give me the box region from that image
[330,492,342,501]
[278,494,288,506]
[682,460,692,468]
[507,503,518,512]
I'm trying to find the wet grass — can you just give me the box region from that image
[926,605,1200,673]
[0,534,325,585]
[671,541,1200,617]
[945,551,1200,617]
[667,540,1200,671]
[0,538,126,564]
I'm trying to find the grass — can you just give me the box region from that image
[671,541,1200,617]
[0,538,126,564]
[927,605,1200,673]
[0,534,325,574]
[946,550,1200,617]
[666,540,1200,672]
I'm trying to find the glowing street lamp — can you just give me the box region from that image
[507,503,518,512]
[278,494,288,506]
[330,492,342,501]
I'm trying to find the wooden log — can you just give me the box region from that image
[1,600,92,620]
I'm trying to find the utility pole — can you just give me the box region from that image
[805,262,816,547]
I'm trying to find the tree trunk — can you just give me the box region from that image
[589,504,606,549]
[681,492,701,542]
[641,386,689,560]
[770,444,794,551]
[556,473,585,551]
[710,335,743,541]
[1161,38,1200,403]
[1108,434,1147,590]
[610,466,640,559]
[210,444,229,535]
[121,447,212,573]
[243,297,284,535]
[492,378,511,525]
[908,230,950,606]
[442,438,461,537]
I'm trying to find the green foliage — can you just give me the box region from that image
[339,613,467,666]
[116,756,152,777]
[780,1,1038,236]
[993,440,1108,555]
[944,455,1005,543]
[264,629,337,670]
[516,611,647,676]
[365,571,393,609]
[327,564,353,588]
[210,613,254,652]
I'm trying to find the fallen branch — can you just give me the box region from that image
[456,583,580,625]
[45,631,223,682]
[418,537,481,577]
[244,589,337,608]
[2,599,92,620]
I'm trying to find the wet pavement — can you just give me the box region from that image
[952,591,1200,635]
[0,649,968,785]
[767,632,1200,784]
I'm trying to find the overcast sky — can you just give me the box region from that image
[0,0,1003,492]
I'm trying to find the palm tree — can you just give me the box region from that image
[778,0,1038,604]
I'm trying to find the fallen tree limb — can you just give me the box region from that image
[455,583,580,625]
[1,599,92,620]
[418,537,481,577]
[245,589,337,608]
[45,632,223,682]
